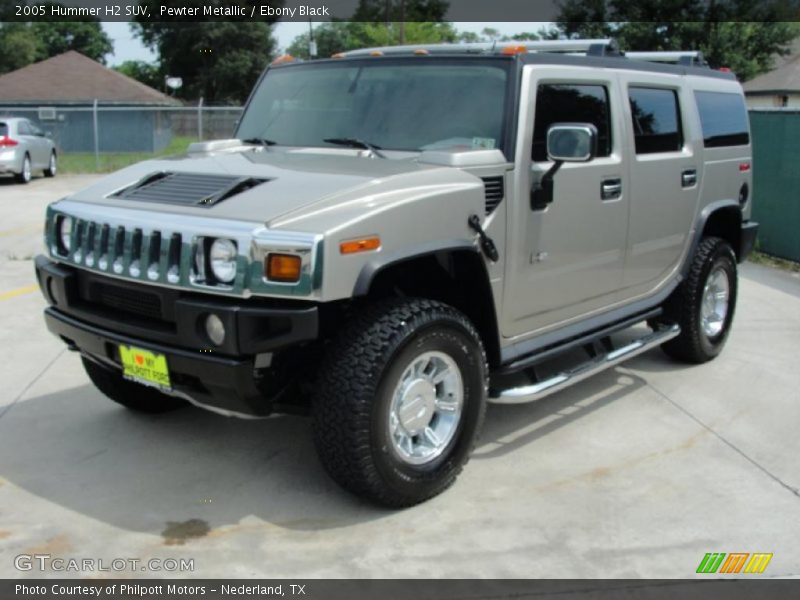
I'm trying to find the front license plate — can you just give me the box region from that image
[119,345,171,391]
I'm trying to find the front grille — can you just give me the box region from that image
[482,176,504,214]
[111,171,268,207]
[91,281,163,320]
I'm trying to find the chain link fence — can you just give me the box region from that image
[0,103,243,172]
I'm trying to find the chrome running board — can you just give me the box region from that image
[489,324,680,405]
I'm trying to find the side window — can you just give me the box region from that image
[628,87,682,154]
[694,91,750,147]
[17,121,32,136]
[533,84,612,162]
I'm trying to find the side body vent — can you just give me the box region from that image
[112,172,268,207]
[482,176,505,215]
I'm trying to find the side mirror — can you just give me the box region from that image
[546,123,598,163]
[532,122,598,210]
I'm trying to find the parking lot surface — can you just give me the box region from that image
[1,175,799,578]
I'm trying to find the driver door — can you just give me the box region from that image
[502,68,629,338]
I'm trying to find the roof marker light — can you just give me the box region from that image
[501,45,528,56]
[271,54,294,66]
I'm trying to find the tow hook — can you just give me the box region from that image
[468,214,499,262]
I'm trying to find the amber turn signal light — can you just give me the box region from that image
[340,237,381,255]
[265,253,302,282]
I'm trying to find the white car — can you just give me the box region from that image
[0,117,57,184]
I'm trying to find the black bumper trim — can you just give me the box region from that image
[45,307,271,416]
[35,255,319,356]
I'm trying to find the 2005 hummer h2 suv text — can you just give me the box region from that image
[35,40,759,506]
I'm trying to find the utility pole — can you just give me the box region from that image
[398,0,405,45]
[308,20,317,58]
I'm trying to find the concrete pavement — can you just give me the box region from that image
[0,175,798,578]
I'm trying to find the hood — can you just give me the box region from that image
[66,148,455,225]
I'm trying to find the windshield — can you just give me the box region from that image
[236,59,511,153]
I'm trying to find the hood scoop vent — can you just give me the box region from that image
[111,171,269,207]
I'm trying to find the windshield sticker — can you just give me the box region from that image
[472,137,496,150]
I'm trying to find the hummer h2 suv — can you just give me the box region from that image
[35,40,758,506]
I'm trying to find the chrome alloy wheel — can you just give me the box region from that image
[49,153,57,175]
[388,350,464,466]
[701,266,730,338]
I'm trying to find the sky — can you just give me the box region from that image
[101,21,552,65]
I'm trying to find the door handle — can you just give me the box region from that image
[601,178,622,200]
[682,169,698,188]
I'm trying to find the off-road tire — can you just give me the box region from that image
[44,151,57,177]
[661,236,738,363]
[15,154,31,184]
[81,356,188,413]
[312,298,488,507]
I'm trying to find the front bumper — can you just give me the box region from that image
[35,256,319,416]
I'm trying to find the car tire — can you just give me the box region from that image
[15,154,31,184]
[312,298,488,507]
[661,236,738,363]
[44,152,57,177]
[81,356,188,413]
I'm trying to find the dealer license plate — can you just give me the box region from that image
[119,345,171,391]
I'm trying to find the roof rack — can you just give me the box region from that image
[626,51,708,67]
[339,39,709,68]
[342,39,621,58]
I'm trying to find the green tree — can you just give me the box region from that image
[0,24,41,74]
[133,1,280,103]
[114,60,163,90]
[555,0,800,80]
[31,20,113,63]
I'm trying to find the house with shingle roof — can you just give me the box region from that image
[744,41,800,109]
[0,51,180,152]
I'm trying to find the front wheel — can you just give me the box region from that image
[44,152,57,177]
[312,299,487,507]
[661,236,738,363]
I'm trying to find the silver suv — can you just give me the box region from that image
[35,40,758,506]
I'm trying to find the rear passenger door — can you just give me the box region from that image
[620,76,701,294]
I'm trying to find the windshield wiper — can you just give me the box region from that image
[323,137,387,158]
[242,137,278,146]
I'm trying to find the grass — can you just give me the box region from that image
[749,250,800,273]
[58,136,198,174]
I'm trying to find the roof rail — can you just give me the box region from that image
[626,51,708,67]
[341,39,618,58]
[338,40,709,68]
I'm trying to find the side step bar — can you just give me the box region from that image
[489,325,680,405]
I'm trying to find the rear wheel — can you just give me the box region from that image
[15,154,31,184]
[81,356,188,413]
[44,152,57,177]
[312,298,487,507]
[661,236,738,363]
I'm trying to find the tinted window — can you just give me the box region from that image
[533,84,611,161]
[628,88,682,154]
[694,91,750,147]
[0,123,7,137]
[237,61,509,152]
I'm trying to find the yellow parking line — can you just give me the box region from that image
[0,284,38,301]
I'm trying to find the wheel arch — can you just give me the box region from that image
[353,242,502,367]
[685,200,743,275]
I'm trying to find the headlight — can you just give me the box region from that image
[57,215,73,254]
[209,238,237,283]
